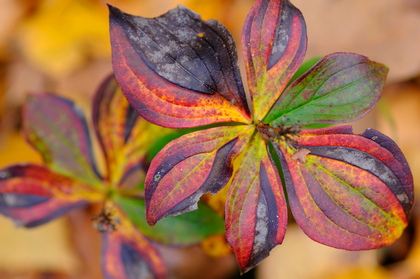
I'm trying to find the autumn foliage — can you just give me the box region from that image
[0,0,414,278]
[109,0,413,274]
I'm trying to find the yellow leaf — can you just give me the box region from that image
[179,0,252,37]
[17,0,110,77]
[323,267,391,279]
[200,234,232,257]
[0,132,41,168]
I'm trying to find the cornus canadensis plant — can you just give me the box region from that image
[109,0,414,274]
[0,75,225,279]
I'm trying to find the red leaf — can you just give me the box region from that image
[145,125,253,225]
[273,126,413,250]
[242,0,307,119]
[0,164,99,227]
[225,134,287,273]
[109,5,251,128]
[23,94,101,186]
[102,228,166,279]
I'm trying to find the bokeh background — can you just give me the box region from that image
[0,0,419,278]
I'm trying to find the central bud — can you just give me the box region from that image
[256,121,300,144]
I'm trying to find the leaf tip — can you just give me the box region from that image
[145,211,158,226]
[107,3,127,25]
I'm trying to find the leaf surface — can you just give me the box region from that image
[265,53,389,126]
[101,224,166,279]
[109,5,251,128]
[273,126,413,250]
[0,164,100,227]
[145,125,253,225]
[92,74,171,189]
[225,133,287,273]
[242,0,307,119]
[116,196,225,245]
[23,94,101,187]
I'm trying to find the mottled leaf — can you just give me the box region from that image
[92,74,171,190]
[145,125,253,225]
[109,4,251,128]
[0,164,100,227]
[225,134,287,273]
[242,0,307,119]
[265,53,389,126]
[101,219,166,279]
[116,196,224,245]
[23,94,101,187]
[273,126,413,250]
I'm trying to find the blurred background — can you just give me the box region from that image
[0,0,419,278]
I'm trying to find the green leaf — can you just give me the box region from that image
[116,196,225,245]
[287,56,321,86]
[265,53,388,126]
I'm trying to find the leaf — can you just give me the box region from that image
[287,56,322,86]
[242,0,307,119]
[145,125,253,225]
[225,133,287,273]
[116,196,225,246]
[92,74,171,190]
[273,126,413,250]
[101,227,166,279]
[265,53,389,126]
[0,164,100,227]
[23,93,102,187]
[18,0,110,77]
[109,4,251,128]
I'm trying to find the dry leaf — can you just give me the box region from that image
[17,0,110,77]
